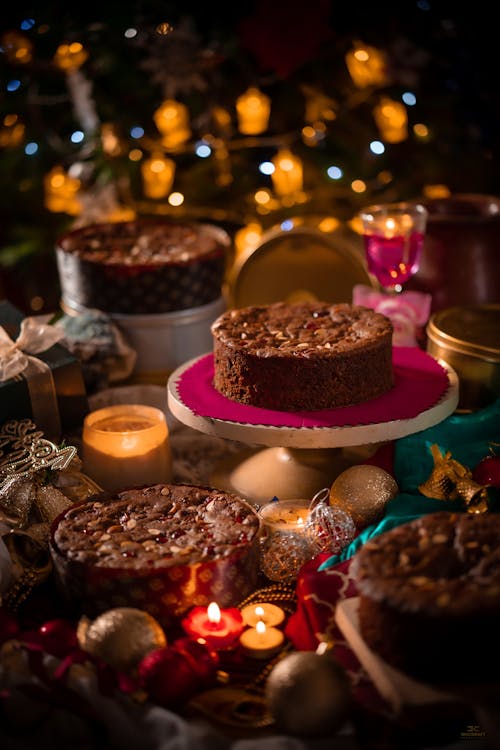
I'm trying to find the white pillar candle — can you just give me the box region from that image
[82,404,172,492]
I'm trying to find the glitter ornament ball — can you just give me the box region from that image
[305,496,356,555]
[265,650,351,737]
[260,532,312,583]
[329,464,399,529]
[77,607,167,673]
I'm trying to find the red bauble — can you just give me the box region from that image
[138,647,198,708]
[0,607,19,644]
[172,637,219,683]
[38,618,78,658]
[473,455,500,487]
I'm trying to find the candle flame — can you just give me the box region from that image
[255,605,265,619]
[297,517,304,527]
[256,620,266,634]
[207,602,221,624]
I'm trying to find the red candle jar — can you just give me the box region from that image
[181,602,244,650]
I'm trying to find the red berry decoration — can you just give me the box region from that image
[172,637,219,684]
[138,639,219,708]
[38,619,78,657]
[138,647,196,707]
[473,454,500,488]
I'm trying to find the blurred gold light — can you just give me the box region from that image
[1,31,33,64]
[0,114,25,147]
[168,192,184,206]
[377,170,393,185]
[255,189,271,205]
[129,148,143,161]
[156,22,174,35]
[101,123,123,156]
[318,217,340,233]
[414,123,430,139]
[235,222,263,258]
[54,42,88,71]
[351,179,367,194]
[349,215,364,234]
[236,87,271,135]
[345,43,389,88]
[154,99,191,150]
[423,184,451,199]
[271,149,303,197]
[141,154,176,199]
[44,166,81,214]
[373,97,408,143]
[211,107,232,136]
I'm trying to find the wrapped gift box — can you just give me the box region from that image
[0,300,88,440]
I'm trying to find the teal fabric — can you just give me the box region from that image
[318,398,500,571]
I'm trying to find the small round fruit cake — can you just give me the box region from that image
[50,483,261,626]
[351,511,500,685]
[56,218,229,314]
[211,301,393,411]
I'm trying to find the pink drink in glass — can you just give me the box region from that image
[363,231,425,288]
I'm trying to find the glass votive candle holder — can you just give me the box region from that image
[82,404,172,492]
[258,499,314,583]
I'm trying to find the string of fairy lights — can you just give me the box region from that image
[1,15,453,263]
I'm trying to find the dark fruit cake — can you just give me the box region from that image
[56,218,229,315]
[211,301,393,411]
[351,511,500,685]
[49,483,261,626]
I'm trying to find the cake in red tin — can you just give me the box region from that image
[56,218,229,315]
[211,301,393,411]
[351,511,500,685]
[50,483,261,626]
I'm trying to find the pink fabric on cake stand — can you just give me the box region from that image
[176,347,450,429]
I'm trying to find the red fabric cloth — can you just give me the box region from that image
[284,440,398,715]
[176,347,449,428]
[285,555,389,714]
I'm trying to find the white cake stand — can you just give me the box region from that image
[167,354,459,504]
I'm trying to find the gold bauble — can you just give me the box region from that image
[329,464,399,529]
[265,651,351,737]
[77,607,167,673]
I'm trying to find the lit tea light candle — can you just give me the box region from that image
[258,499,313,583]
[82,404,172,492]
[239,620,285,660]
[181,602,244,650]
[240,602,285,628]
[259,499,310,534]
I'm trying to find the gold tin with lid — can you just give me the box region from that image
[426,304,500,411]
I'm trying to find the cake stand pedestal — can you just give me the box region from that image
[167,352,459,504]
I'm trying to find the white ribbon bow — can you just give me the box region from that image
[0,316,65,382]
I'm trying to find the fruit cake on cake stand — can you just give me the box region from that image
[167,347,459,505]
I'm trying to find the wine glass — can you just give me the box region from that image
[358,201,428,293]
